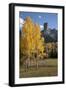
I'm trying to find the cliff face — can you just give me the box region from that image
[41,29,57,43]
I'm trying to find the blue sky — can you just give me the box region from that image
[19,12,58,30]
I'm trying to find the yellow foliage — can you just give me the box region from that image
[20,16,44,57]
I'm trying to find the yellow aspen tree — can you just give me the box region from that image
[34,24,44,68]
[20,16,35,69]
[20,16,45,69]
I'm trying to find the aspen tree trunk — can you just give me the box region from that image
[25,55,29,72]
[28,56,31,67]
[36,53,39,69]
[25,59,28,72]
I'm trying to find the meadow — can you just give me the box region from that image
[20,58,58,78]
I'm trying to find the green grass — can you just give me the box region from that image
[20,58,58,78]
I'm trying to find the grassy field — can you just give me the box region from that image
[19,58,58,78]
